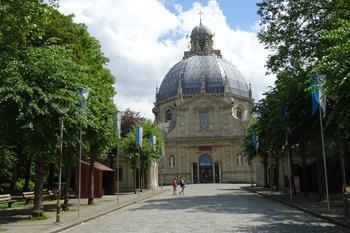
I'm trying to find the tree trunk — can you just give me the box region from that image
[300,142,309,197]
[316,158,326,199]
[263,155,268,187]
[275,157,279,190]
[288,150,296,194]
[47,163,54,190]
[24,155,32,192]
[88,145,97,205]
[32,156,45,217]
[143,169,148,189]
[340,137,349,218]
[62,165,71,211]
[133,169,136,194]
[140,168,143,192]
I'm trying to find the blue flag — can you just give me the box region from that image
[135,127,143,148]
[149,135,156,151]
[311,87,320,116]
[78,87,90,109]
[310,74,326,116]
[113,112,122,139]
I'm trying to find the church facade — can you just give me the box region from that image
[154,22,254,184]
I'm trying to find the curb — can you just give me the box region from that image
[49,189,167,233]
[242,187,350,230]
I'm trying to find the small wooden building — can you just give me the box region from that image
[75,160,115,198]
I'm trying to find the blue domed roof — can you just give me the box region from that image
[191,24,212,37]
[158,55,249,101]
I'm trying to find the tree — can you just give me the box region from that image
[0,1,117,215]
[251,0,350,199]
[121,109,144,137]
[1,44,83,216]
[120,119,164,191]
[76,29,116,205]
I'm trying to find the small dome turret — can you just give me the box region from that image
[190,24,212,37]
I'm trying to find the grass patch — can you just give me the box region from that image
[98,199,113,203]
[0,228,7,232]
[0,201,27,210]
[28,213,48,220]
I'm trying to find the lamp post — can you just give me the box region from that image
[56,107,69,223]
[77,87,90,218]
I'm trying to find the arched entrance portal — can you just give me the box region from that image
[199,154,213,183]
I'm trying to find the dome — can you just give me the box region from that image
[191,24,212,37]
[158,55,249,101]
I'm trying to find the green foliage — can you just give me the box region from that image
[315,20,350,134]
[120,119,164,171]
[0,147,17,193]
[245,0,350,166]
[243,118,258,160]
[15,179,35,193]
[28,213,48,220]
[0,0,117,207]
[1,44,82,156]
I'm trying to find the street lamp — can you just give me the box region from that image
[77,87,90,218]
[56,107,69,223]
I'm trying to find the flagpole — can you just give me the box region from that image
[138,147,141,200]
[78,124,82,218]
[319,105,330,212]
[77,87,90,218]
[115,112,121,207]
[116,138,120,206]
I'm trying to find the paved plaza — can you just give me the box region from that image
[64,184,346,233]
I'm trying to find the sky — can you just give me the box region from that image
[58,0,274,120]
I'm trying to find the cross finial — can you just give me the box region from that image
[197,9,203,25]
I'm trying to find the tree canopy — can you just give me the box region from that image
[0,0,117,214]
[244,0,350,195]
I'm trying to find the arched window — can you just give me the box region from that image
[165,109,172,122]
[237,154,243,166]
[236,108,242,120]
[199,111,209,128]
[232,105,244,120]
[169,155,175,168]
[199,154,213,167]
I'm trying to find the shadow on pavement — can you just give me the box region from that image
[128,187,343,232]
[0,203,75,224]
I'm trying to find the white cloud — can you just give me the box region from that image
[59,0,274,119]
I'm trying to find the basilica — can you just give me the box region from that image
[154,21,254,184]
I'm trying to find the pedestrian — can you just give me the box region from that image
[179,177,186,196]
[172,178,177,195]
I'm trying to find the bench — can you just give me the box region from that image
[0,194,15,208]
[22,191,34,204]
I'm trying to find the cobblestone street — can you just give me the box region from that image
[64,184,346,233]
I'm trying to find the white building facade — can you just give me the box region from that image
[154,22,254,184]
